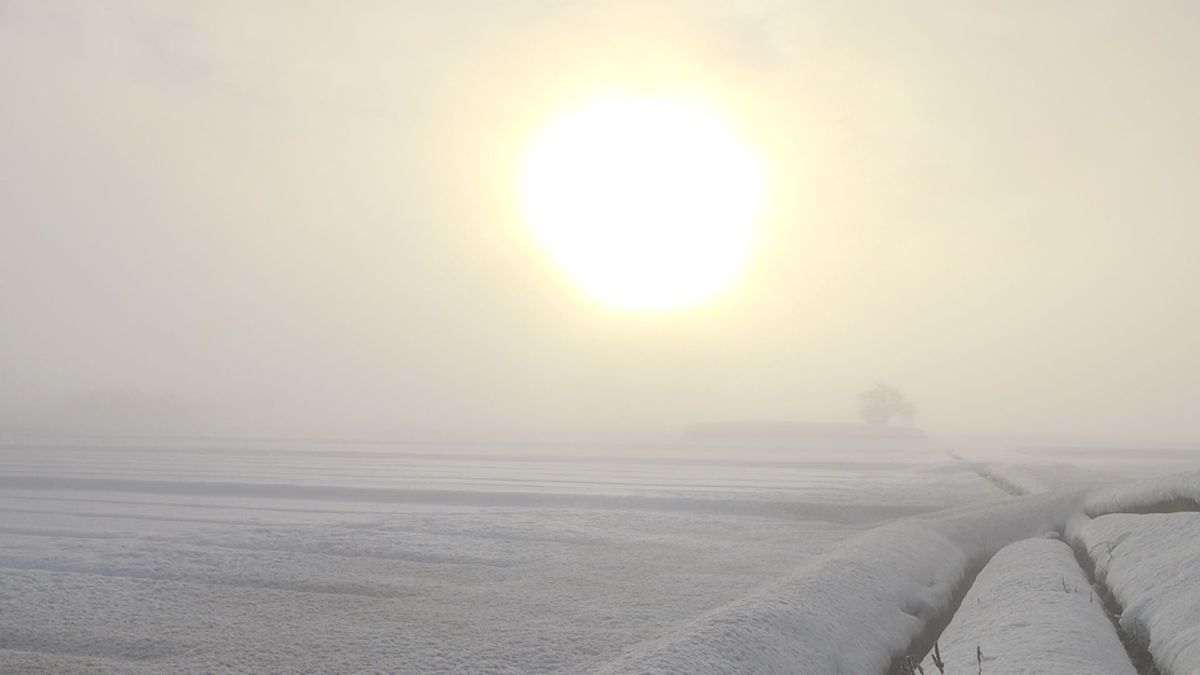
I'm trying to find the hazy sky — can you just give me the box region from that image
[2,1,1198,441]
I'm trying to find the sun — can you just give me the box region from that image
[518,94,766,310]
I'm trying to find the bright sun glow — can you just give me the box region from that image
[519,94,766,310]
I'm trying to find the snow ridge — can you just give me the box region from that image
[1079,512,1200,675]
[1086,469,1200,517]
[922,537,1135,675]
[599,492,1087,674]
[597,521,966,674]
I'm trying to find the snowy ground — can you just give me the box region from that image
[1078,512,1200,675]
[920,537,1134,675]
[0,437,1195,673]
[0,436,1009,673]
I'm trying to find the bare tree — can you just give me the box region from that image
[858,382,915,427]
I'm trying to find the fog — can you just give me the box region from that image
[2,1,1198,442]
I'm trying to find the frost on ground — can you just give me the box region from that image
[1086,468,1200,516]
[921,537,1135,675]
[599,493,1085,674]
[597,521,968,674]
[952,441,1200,497]
[0,438,1194,674]
[971,462,1113,495]
[1078,511,1200,675]
[0,438,1009,673]
[949,441,1126,495]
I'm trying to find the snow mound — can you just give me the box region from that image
[921,537,1134,675]
[1085,469,1200,516]
[1079,512,1200,675]
[922,490,1087,561]
[598,492,1087,674]
[597,521,966,674]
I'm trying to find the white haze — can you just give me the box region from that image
[1,1,1198,442]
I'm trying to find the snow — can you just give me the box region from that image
[971,461,1113,495]
[597,493,1087,674]
[1016,445,1200,481]
[922,489,1086,561]
[950,440,1200,496]
[1078,512,1200,675]
[597,520,969,674]
[1,436,1194,673]
[1085,468,1200,516]
[920,537,1135,675]
[947,441,1130,495]
[0,437,1009,673]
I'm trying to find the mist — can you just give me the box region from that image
[6,5,1200,674]
[3,1,1198,442]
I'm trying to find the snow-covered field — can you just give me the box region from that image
[0,437,1008,673]
[0,437,1195,673]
